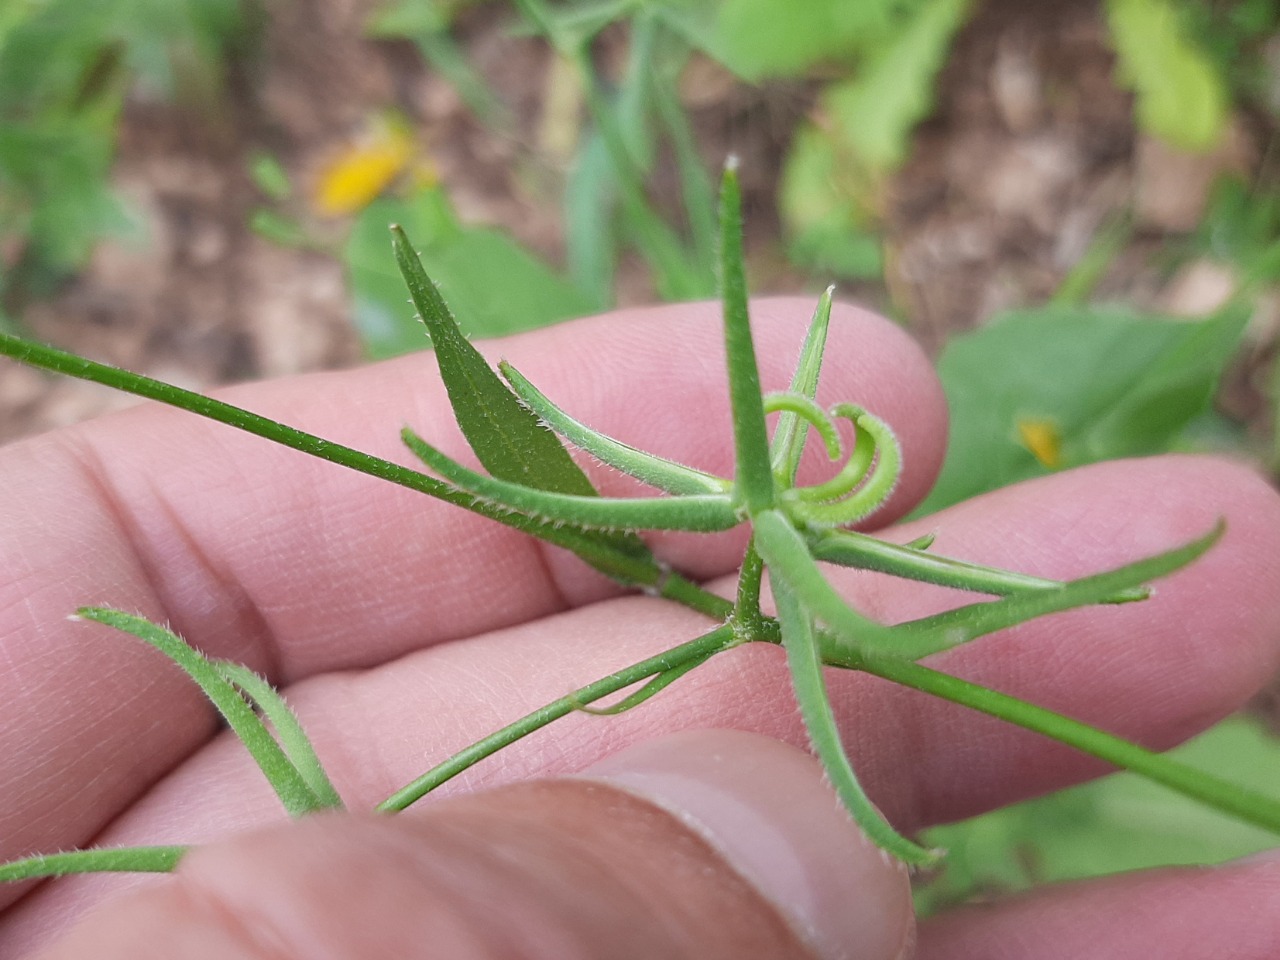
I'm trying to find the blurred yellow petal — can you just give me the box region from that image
[1016,417,1062,469]
[314,127,414,216]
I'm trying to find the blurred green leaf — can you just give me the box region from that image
[366,0,508,124]
[347,188,594,359]
[822,0,973,173]
[248,209,311,249]
[249,152,292,201]
[917,716,1280,914]
[1193,177,1280,287]
[1105,0,1230,151]
[780,127,883,279]
[710,0,896,80]
[0,0,247,291]
[916,304,1248,516]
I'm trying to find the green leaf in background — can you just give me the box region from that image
[347,188,595,359]
[710,0,895,80]
[821,0,974,174]
[779,125,884,280]
[1105,0,1230,152]
[916,716,1280,914]
[915,304,1248,516]
[365,0,509,125]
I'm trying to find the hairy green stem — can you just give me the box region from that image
[401,428,741,531]
[0,333,727,620]
[0,846,187,883]
[378,626,737,812]
[733,538,767,630]
[854,654,1280,837]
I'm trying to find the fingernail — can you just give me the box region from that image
[577,729,915,960]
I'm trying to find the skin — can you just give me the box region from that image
[1,297,1279,957]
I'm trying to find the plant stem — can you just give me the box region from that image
[378,625,736,812]
[855,654,1280,837]
[733,539,766,629]
[0,333,728,621]
[0,846,187,882]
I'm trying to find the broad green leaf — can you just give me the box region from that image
[1105,0,1229,151]
[916,304,1248,516]
[823,0,974,172]
[348,188,594,360]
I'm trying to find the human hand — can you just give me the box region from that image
[2,299,1278,958]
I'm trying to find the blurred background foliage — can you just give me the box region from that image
[1,0,1278,913]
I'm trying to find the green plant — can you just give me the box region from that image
[1,167,1277,885]
[0,0,254,310]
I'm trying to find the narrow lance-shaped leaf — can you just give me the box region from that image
[772,575,942,866]
[572,654,711,716]
[391,225,653,565]
[718,163,774,513]
[856,654,1280,838]
[76,608,335,817]
[500,361,731,496]
[216,661,344,810]
[380,625,738,812]
[402,427,741,532]
[808,528,1148,602]
[771,287,834,484]
[883,520,1225,661]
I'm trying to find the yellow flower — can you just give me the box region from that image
[313,123,415,216]
[1016,417,1063,469]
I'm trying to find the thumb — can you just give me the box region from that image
[37,730,915,960]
